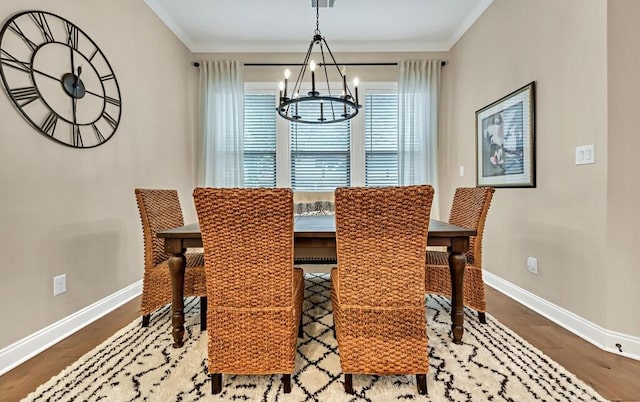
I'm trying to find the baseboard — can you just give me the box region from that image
[483,270,640,361]
[4,273,638,377]
[0,280,142,376]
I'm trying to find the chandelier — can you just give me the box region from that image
[276,2,361,124]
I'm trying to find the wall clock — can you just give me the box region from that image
[0,10,121,148]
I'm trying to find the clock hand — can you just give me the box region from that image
[72,66,82,125]
[32,68,62,82]
[32,68,102,99]
[69,44,75,84]
[72,93,78,124]
[71,96,82,147]
[73,65,82,97]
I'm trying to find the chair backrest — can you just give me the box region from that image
[448,187,495,267]
[334,185,434,307]
[135,188,185,268]
[193,187,294,309]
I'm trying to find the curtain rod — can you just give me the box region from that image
[192,61,446,67]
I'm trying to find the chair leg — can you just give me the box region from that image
[297,315,304,338]
[344,373,353,394]
[282,374,292,393]
[200,297,207,331]
[211,373,222,394]
[478,312,487,324]
[416,374,428,395]
[141,314,150,327]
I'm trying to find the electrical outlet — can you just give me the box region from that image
[527,257,538,274]
[53,274,67,296]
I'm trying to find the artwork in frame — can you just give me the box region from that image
[476,81,536,188]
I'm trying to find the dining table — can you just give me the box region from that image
[157,214,476,348]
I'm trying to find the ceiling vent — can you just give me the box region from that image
[311,0,336,8]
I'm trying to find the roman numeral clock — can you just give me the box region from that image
[0,11,121,148]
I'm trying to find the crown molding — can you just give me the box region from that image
[144,0,195,50]
[447,0,494,49]
[190,40,451,54]
[145,0,494,53]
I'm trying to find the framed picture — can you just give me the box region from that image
[476,81,536,188]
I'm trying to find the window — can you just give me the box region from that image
[243,83,398,190]
[365,93,399,186]
[243,94,276,188]
[290,101,351,191]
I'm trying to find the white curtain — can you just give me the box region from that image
[199,60,244,187]
[398,59,442,216]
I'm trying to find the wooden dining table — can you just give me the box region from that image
[157,214,476,348]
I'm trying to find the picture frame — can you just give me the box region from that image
[476,81,536,188]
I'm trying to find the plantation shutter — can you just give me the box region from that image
[365,93,399,187]
[290,101,350,191]
[243,94,277,188]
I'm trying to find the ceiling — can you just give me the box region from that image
[143,0,494,53]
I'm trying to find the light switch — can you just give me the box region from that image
[575,145,595,165]
[459,166,465,177]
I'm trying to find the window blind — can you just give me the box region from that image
[365,93,399,187]
[243,94,276,188]
[290,101,350,191]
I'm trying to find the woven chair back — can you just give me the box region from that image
[135,189,185,268]
[193,188,294,309]
[334,185,434,307]
[448,187,495,267]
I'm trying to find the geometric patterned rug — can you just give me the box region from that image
[23,274,607,401]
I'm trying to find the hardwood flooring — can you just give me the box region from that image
[0,296,141,402]
[485,286,640,402]
[1,288,639,401]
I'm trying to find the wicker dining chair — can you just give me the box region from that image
[193,187,304,395]
[425,187,495,323]
[134,189,207,329]
[331,185,434,395]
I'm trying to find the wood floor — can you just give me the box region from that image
[1,287,639,401]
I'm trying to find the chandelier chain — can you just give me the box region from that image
[315,1,320,35]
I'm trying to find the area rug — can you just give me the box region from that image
[23,274,606,401]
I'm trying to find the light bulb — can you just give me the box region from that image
[310,60,316,71]
[353,78,360,105]
[284,69,290,79]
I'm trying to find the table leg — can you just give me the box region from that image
[168,250,186,348]
[449,249,466,345]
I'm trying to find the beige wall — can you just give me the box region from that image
[606,1,640,335]
[0,0,198,348]
[4,0,638,354]
[442,0,611,328]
